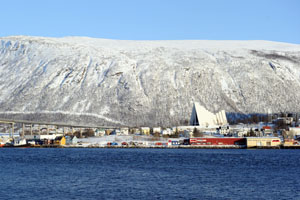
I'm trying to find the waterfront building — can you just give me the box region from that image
[288,127,300,137]
[54,136,66,145]
[246,137,281,148]
[189,137,246,146]
[167,139,181,146]
[283,139,296,146]
[25,134,63,140]
[66,136,78,145]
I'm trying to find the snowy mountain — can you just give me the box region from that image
[0,36,300,127]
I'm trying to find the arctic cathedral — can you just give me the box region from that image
[190,102,228,127]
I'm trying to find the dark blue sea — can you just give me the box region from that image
[0,148,299,200]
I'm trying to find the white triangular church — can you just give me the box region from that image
[190,102,228,127]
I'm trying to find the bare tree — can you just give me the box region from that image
[193,127,203,137]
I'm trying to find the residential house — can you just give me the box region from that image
[162,128,173,135]
[153,127,161,134]
[120,127,129,135]
[140,127,150,135]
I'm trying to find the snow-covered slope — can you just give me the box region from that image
[0,36,300,126]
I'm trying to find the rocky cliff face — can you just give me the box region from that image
[0,36,299,127]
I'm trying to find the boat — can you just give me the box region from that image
[0,138,6,147]
[10,138,30,147]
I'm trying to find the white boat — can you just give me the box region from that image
[12,138,28,147]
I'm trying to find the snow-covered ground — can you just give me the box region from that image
[78,135,168,144]
[0,36,300,127]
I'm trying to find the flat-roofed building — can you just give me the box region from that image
[246,137,281,148]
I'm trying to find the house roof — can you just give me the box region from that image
[55,136,65,140]
[263,126,272,129]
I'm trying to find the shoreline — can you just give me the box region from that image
[2,145,300,149]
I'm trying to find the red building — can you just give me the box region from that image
[190,137,246,146]
[262,126,272,130]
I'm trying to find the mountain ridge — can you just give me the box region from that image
[0,36,299,126]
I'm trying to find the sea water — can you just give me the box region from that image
[0,148,299,200]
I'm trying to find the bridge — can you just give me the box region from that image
[0,118,116,138]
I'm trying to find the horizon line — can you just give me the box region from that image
[1,34,299,45]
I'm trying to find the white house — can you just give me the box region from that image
[153,127,161,134]
[162,128,173,135]
[120,127,129,135]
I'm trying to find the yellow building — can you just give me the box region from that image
[55,136,66,145]
[246,137,281,148]
[140,127,150,135]
[105,129,113,135]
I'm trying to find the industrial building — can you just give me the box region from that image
[246,137,281,148]
[189,137,246,146]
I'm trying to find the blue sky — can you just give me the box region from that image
[0,0,299,43]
